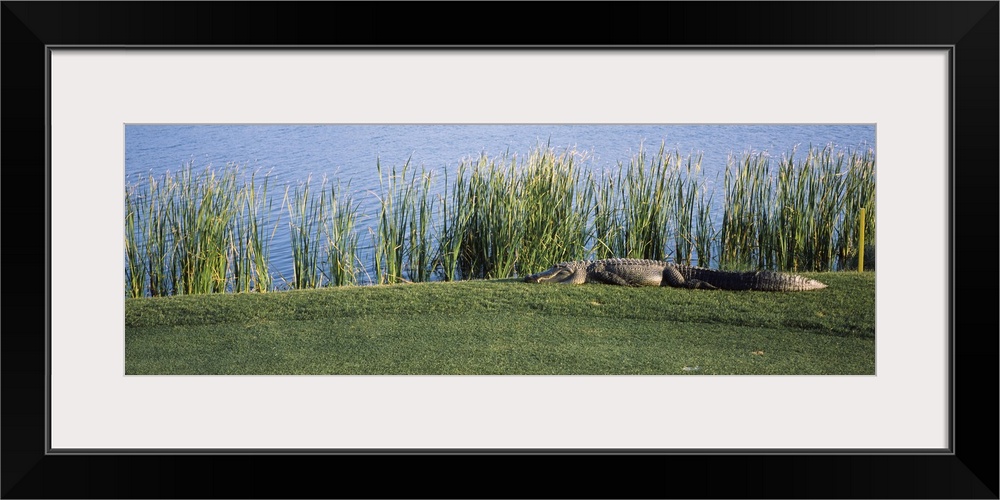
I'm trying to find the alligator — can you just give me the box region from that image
[523,258,827,291]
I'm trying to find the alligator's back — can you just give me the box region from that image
[666,264,827,291]
[587,258,668,286]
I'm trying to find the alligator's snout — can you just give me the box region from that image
[524,265,579,284]
[524,270,558,283]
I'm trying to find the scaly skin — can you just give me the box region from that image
[524,258,827,291]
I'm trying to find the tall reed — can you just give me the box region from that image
[592,144,676,261]
[670,153,705,265]
[591,145,713,265]
[772,151,807,271]
[407,169,435,282]
[124,164,275,297]
[719,151,772,270]
[803,146,846,271]
[146,173,179,296]
[285,178,327,289]
[437,161,471,281]
[837,148,876,270]
[230,170,274,292]
[124,185,145,298]
[172,165,242,294]
[124,173,178,297]
[693,180,715,267]
[621,144,674,260]
[441,147,593,279]
[719,145,875,272]
[461,153,524,279]
[373,158,411,284]
[517,147,593,275]
[591,167,622,260]
[325,180,361,286]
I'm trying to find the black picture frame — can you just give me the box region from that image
[3,2,997,498]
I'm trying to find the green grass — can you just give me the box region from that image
[125,271,875,375]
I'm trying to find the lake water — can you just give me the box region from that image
[125,124,876,288]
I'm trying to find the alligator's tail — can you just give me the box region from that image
[668,265,828,291]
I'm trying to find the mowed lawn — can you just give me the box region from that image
[125,272,875,375]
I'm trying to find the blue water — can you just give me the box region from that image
[125,124,875,287]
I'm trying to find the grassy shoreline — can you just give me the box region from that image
[125,271,875,375]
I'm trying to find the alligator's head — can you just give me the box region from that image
[523,262,588,284]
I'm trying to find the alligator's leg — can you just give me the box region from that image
[661,265,719,290]
[683,279,718,290]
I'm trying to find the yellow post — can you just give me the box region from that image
[858,207,866,272]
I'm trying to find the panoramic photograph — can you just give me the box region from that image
[123,124,876,375]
